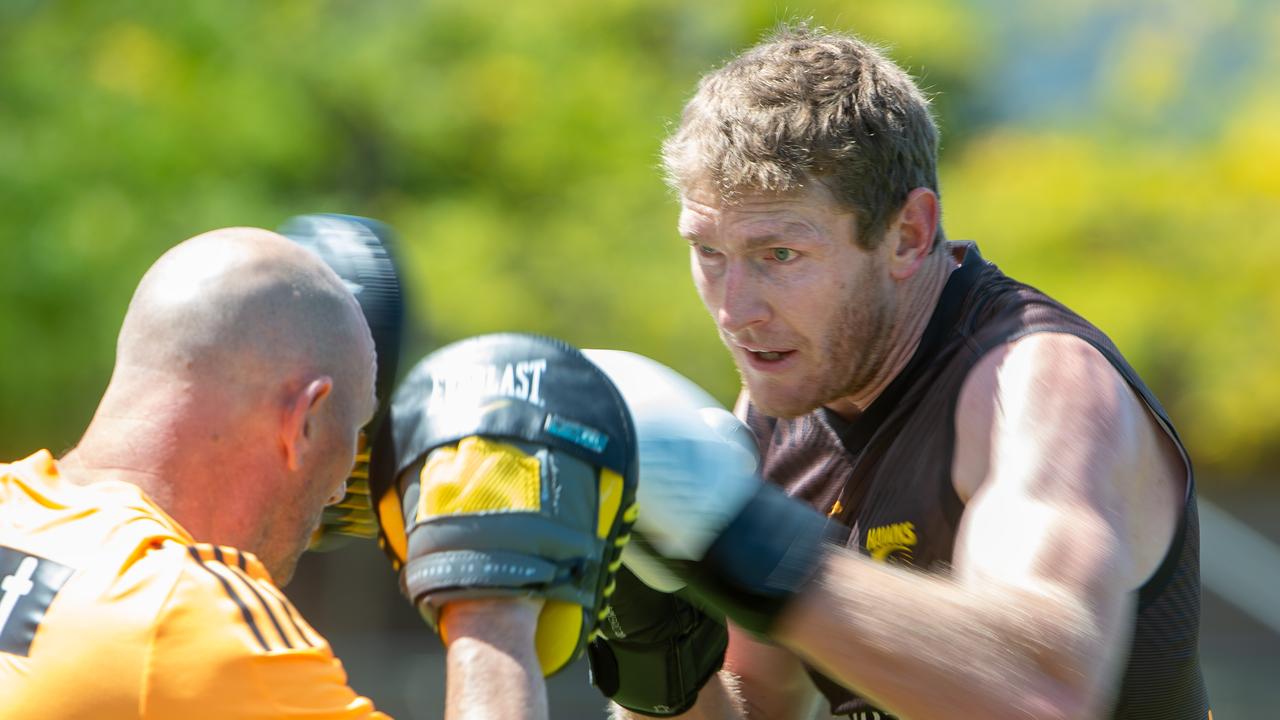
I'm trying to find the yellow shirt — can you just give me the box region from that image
[0,451,389,719]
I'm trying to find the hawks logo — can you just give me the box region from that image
[865,521,917,563]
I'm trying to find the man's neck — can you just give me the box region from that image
[61,391,261,549]
[824,248,958,420]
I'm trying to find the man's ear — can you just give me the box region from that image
[887,187,940,281]
[281,377,334,471]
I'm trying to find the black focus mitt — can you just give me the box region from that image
[279,213,406,546]
[367,333,639,676]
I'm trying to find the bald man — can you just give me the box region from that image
[0,229,547,720]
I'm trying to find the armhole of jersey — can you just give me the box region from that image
[943,332,992,525]
[942,339,982,528]
[1136,494,1190,610]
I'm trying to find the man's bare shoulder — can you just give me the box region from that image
[952,331,1185,586]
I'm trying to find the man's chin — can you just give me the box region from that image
[743,382,822,419]
[272,552,301,587]
[272,536,314,587]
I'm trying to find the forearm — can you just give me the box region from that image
[442,598,548,720]
[774,550,1127,720]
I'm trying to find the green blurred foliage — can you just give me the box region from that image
[1,1,1276,482]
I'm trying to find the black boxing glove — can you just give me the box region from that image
[584,349,835,637]
[588,566,728,717]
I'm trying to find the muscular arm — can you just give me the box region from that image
[441,598,548,720]
[767,333,1182,719]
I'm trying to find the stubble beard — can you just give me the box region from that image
[821,286,894,412]
[741,264,894,419]
[272,479,335,586]
[275,506,329,586]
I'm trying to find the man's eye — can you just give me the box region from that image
[771,248,797,262]
[697,244,720,257]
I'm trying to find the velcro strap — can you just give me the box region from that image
[688,482,835,636]
[403,549,560,603]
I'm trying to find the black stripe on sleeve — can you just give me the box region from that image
[187,545,271,652]
[257,581,316,649]
[214,546,295,650]
[225,564,308,649]
[226,546,314,648]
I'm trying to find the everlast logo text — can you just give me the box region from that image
[428,359,548,411]
[865,521,917,563]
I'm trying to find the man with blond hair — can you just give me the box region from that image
[593,25,1210,720]
[0,227,547,720]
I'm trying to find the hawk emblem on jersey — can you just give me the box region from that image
[864,521,917,563]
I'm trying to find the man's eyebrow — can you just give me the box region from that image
[681,219,819,247]
[740,224,819,249]
[676,219,704,240]
[739,234,782,251]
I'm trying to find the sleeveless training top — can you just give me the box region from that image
[742,243,1209,719]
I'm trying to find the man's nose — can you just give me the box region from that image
[717,261,770,335]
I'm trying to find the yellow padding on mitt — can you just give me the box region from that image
[376,489,409,567]
[596,467,623,539]
[536,599,584,675]
[419,436,542,520]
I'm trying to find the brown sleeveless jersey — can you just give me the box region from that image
[742,243,1209,719]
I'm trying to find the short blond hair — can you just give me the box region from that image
[663,25,942,248]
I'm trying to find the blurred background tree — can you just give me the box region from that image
[1,0,1276,715]
[2,0,1276,481]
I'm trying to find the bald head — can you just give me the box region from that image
[72,227,379,582]
[117,227,375,409]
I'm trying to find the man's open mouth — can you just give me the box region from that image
[742,346,794,362]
